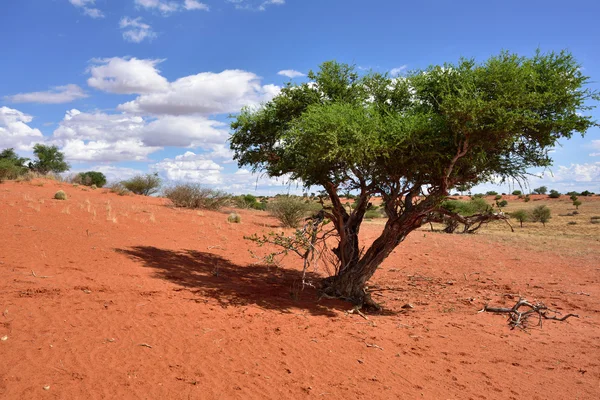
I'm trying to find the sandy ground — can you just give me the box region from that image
[1,180,599,399]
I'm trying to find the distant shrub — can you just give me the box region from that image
[580,190,593,196]
[108,182,130,196]
[523,194,531,202]
[573,199,582,209]
[486,191,498,196]
[510,209,529,228]
[532,186,548,195]
[121,173,161,196]
[0,148,29,182]
[494,195,502,201]
[548,190,561,199]
[567,221,577,225]
[75,171,107,188]
[365,209,384,219]
[512,190,522,196]
[268,195,312,228]
[227,212,241,223]
[164,184,229,210]
[497,200,508,208]
[530,205,551,226]
[232,194,266,210]
[441,198,491,216]
[54,190,67,200]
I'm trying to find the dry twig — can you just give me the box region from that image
[480,298,579,330]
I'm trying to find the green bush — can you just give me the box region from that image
[75,171,107,187]
[523,194,531,202]
[486,191,498,196]
[365,209,384,219]
[494,195,502,201]
[530,205,552,226]
[227,213,241,223]
[268,196,312,228]
[548,190,561,199]
[573,199,582,209]
[30,144,70,174]
[54,190,67,200]
[512,190,522,196]
[121,173,161,196]
[164,184,229,210]
[497,200,508,207]
[0,149,29,182]
[532,186,548,195]
[232,194,266,210]
[510,209,529,228]
[441,198,491,216]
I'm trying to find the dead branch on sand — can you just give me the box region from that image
[479,298,579,330]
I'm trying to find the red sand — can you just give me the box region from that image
[1,181,599,399]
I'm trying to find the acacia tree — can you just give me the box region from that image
[230,51,597,309]
[30,144,70,174]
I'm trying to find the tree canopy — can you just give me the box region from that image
[230,50,597,308]
[30,144,70,174]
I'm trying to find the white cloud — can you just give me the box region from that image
[69,0,104,18]
[0,106,44,150]
[152,151,223,184]
[51,109,228,162]
[87,57,169,94]
[134,0,209,14]
[118,69,280,116]
[119,17,157,43]
[142,116,228,147]
[390,65,408,77]
[183,0,209,10]
[547,163,600,183]
[227,0,285,11]
[277,69,305,79]
[6,84,88,104]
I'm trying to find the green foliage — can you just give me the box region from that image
[30,144,70,174]
[121,173,161,196]
[532,186,548,195]
[231,51,597,192]
[227,213,242,223]
[54,190,67,200]
[573,199,582,209]
[365,209,384,219]
[493,195,502,200]
[510,209,529,227]
[164,184,229,210]
[486,191,498,196]
[580,190,593,196]
[548,189,561,199]
[569,194,578,202]
[523,194,531,202]
[530,205,552,226]
[232,194,266,210]
[512,190,522,196]
[76,171,107,187]
[441,198,491,216]
[0,148,29,182]
[497,199,508,207]
[268,196,313,228]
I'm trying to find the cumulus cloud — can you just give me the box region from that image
[134,0,209,14]
[6,84,88,104]
[590,140,600,157]
[50,109,228,162]
[277,69,305,79]
[69,0,104,18]
[87,57,169,94]
[151,151,223,184]
[117,69,280,116]
[547,163,600,183]
[119,17,157,43]
[0,106,44,150]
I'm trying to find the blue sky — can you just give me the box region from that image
[1,0,599,194]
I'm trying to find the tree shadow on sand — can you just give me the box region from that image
[116,246,340,317]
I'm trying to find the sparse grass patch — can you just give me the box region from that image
[227,212,241,223]
[54,190,67,200]
[164,184,229,210]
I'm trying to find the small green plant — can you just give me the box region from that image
[510,209,529,228]
[512,190,522,196]
[268,195,312,228]
[497,200,508,208]
[227,212,241,223]
[530,205,552,227]
[573,199,582,209]
[523,194,531,202]
[494,195,502,201]
[121,173,161,196]
[54,190,67,200]
[486,191,498,196]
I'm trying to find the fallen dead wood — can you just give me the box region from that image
[479,298,579,330]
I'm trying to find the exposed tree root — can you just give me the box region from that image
[480,298,579,330]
